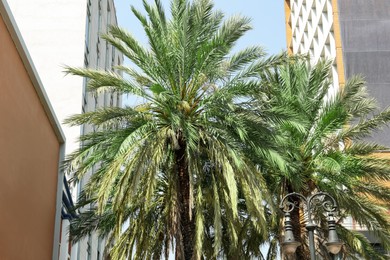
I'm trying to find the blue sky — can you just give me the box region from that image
[113,0,286,56]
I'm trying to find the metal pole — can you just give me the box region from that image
[280,192,340,259]
[306,223,317,260]
[306,193,318,260]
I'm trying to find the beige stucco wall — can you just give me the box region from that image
[0,14,60,260]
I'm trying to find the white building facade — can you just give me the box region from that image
[284,0,345,89]
[6,0,123,259]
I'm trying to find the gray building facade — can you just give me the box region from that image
[338,0,390,146]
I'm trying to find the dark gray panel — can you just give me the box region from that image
[338,0,390,146]
[363,84,390,145]
[365,125,390,147]
[340,20,390,51]
[338,0,390,20]
[343,52,390,83]
[366,84,390,109]
[366,83,390,146]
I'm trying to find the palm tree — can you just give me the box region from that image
[259,58,390,259]
[64,0,283,258]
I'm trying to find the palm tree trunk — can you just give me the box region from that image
[175,137,194,260]
[286,184,311,260]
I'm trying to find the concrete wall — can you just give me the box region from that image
[338,0,390,146]
[0,12,62,260]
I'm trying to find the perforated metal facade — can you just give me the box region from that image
[338,0,390,146]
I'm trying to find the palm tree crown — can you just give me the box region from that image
[64,0,281,259]
[261,59,390,259]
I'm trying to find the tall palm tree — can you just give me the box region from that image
[259,58,390,259]
[64,0,283,258]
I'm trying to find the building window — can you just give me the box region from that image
[82,96,87,113]
[117,93,121,107]
[105,42,110,71]
[111,46,116,71]
[95,94,99,110]
[110,93,114,107]
[84,53,89,68]
[82,78,88,113]
[98,0,102,36]
[97,236,102,260]
[107,1,111,26]
[85,3,91,53]
[86,231,92,260]
[96,42,100,69]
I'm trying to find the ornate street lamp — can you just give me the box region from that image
[280,192,343,260]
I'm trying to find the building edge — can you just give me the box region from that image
[331,0,345,87]
[0,0,65,143]
[0,1,66,259]
[284,0,293,54]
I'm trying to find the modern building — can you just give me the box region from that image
[0,1,65,259]
[284,0,390,144]
[284,0,390,256]
[5,0,123,259]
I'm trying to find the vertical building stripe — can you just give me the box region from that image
[331,0,346,87]
[284,0,293,55]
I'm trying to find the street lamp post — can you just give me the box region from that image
[280,192,343,260]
